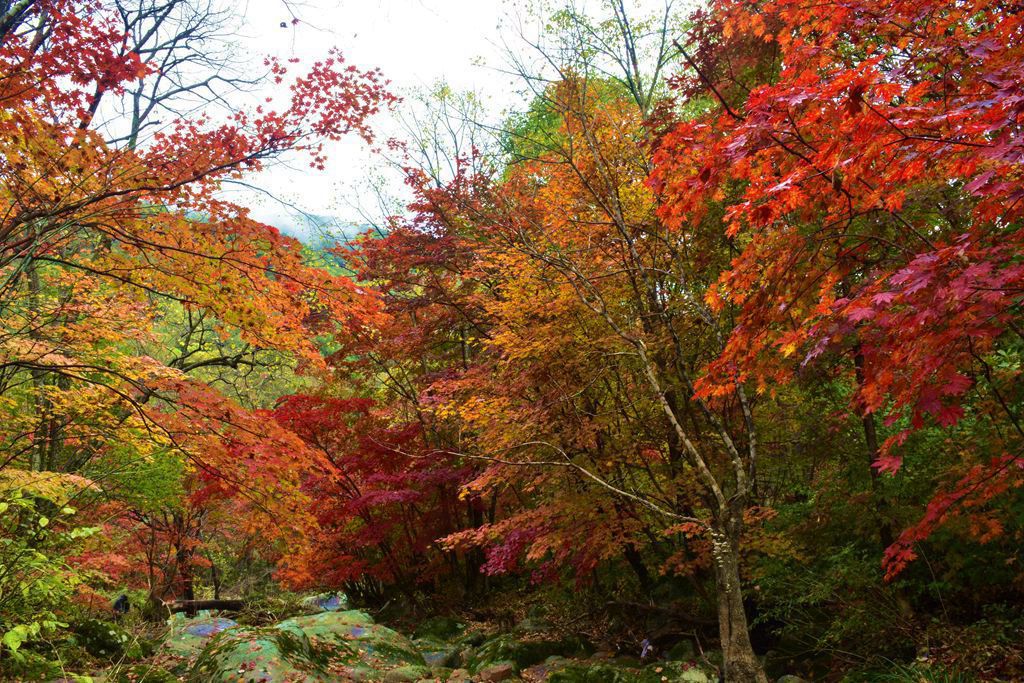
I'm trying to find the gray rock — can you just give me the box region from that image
[477,661,517,681]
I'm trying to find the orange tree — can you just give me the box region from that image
[337,60,779,683]
[292,5,788,679]
[0,0,393,652]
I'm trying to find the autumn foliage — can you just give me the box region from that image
[0,0,393,631]
[278,0,1024,678]
[651,0,1024,579]
[3,0,1024,680]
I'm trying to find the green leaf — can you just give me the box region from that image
[68,526,100,539]
[3,626,26,652]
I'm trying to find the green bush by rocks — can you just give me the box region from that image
[72,618,141,661]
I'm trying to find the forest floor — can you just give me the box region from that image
[78,591,726,683]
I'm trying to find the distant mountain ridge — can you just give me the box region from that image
[254,209,375,246]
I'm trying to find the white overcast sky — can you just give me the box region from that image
[223,0,528,239]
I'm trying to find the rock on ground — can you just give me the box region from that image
[186,609,427,682]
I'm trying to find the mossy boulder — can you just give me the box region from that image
[429,666,454,680]
[547,661,642,683]
[186,609,425,682]
[188,626,329,682]
[277,610,425,670]
[381,664,432,681]
[654,662,713,682]
[467,632,592,674]
[161,615,237,659]
[302,592,348,613]
[112,662,179,682]
[159,614,238,674]
[412,615,465,641]
[413,636,467,668]
[546,658,713,683]
[454,627,489,648]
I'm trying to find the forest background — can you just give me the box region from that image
[1,0,1022,681]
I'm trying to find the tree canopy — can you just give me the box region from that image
[2,1,1023,681]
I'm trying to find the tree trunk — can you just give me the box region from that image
[175,541,195,614]
[464,497,486,594]
[853,348,914,619]
[853,348,896,548]
[209,554,221,600]
[624,542,653,591]
[712,529,767,683]
[143,592,171,622]
[170,599,244,613]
